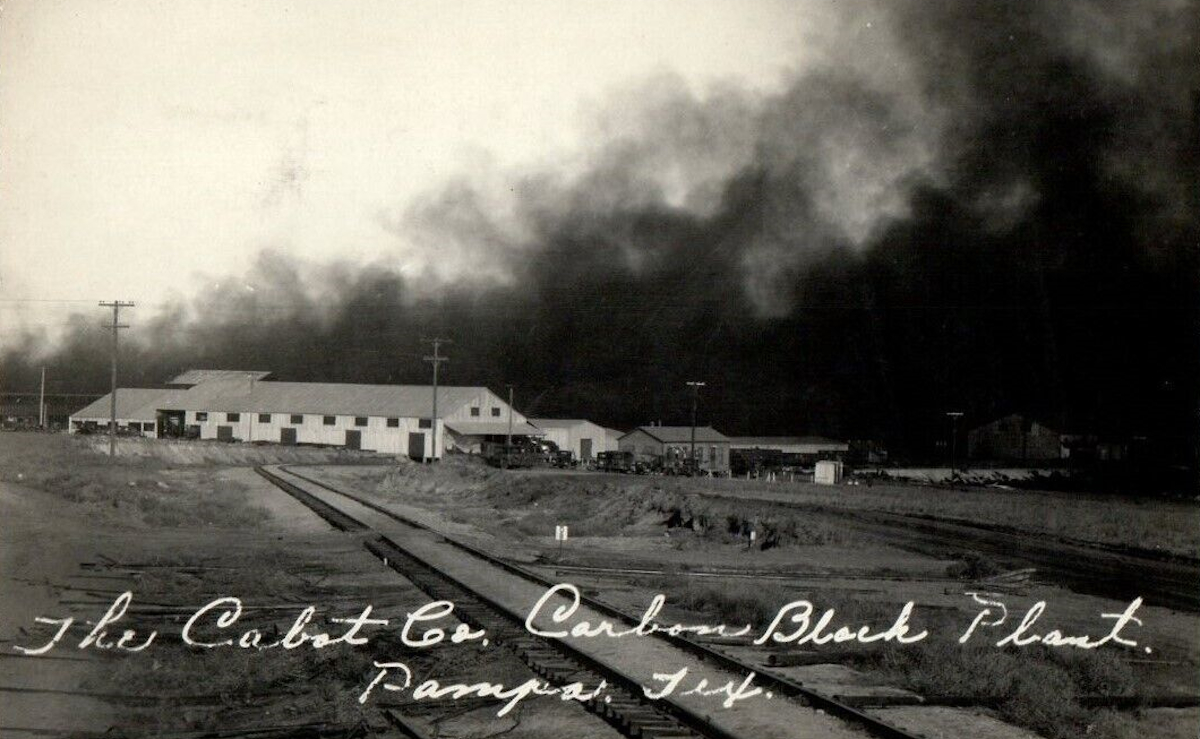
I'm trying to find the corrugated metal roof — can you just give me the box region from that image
[729,436,849,449]
[167,369,272,386]
[623,426,729,443]
[446,421,544,436]
[71,389,179,421]
[162,379,490,418]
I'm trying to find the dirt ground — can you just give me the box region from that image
[0,434,612,738]
[2,433,1197,739]
[303,459,1200,739]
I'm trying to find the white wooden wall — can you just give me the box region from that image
[186,410,440,457]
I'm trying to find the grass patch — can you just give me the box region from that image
[360,462,856,549]
[653,579,899,631]
[854,641,1141,738]
[0,432,271,528]
[654,575,1146,739]
[665,580,794,626]
[664,475,1200,559]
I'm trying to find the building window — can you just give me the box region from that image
[226,412,240,422]
[128,422,141,432]
[355,417,368,427]
[323,416,336,426]
[290,414,303,424]
[386,417,399,428]
[418,418,432,429]
[491,407,501,417]
[196,412,208,422]
[145,423,155,432]
[470,407,480,417]
[258,413,271,423]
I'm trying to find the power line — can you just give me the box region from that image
[0,298,124,304]
[99,300,134,457]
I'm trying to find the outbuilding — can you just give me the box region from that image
[618,425,731,474]
[529,419,615,462]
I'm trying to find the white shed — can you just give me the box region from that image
[814,460,844,485]
[529,419,614,461]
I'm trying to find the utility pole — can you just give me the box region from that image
[505,384,515,470]
[686,381,706,474]
[946,411,964,476]
[38,366,46,429]
[506,384,514,448]
[422,337,451,463]
[100,301,135,457]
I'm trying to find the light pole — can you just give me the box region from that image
[686,381,705,473]
[946,411,964,476]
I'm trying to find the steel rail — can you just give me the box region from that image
[257,465,730,739]
[265,465,927,739]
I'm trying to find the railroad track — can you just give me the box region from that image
[257,466,733,739]
[365,535,725,739]
[696,492,1200,612]
[255,465,926,739]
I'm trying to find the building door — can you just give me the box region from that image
[580,438,592,460]
[345,430,362,450]
[280,428,297,446]
[217,425,233,442]
[158,410,185,438]
[408,432,425,461]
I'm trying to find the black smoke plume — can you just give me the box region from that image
[3,0,1198,462]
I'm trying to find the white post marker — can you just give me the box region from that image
[555,524,569,559]
[748,529,756,550]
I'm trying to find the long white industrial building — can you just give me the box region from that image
[70,370,541,459]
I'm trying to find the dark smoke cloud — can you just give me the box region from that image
[4,0,1197,461]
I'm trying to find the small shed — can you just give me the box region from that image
[814,460,844,485]
[530,419,614,461]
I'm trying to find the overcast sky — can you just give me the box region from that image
[0,0,853,336]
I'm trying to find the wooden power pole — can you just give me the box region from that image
[422,337,451,462]
[946,411,964,476]
[100,300,134,457]
[506,384,514,448]
[686,381,706,473]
